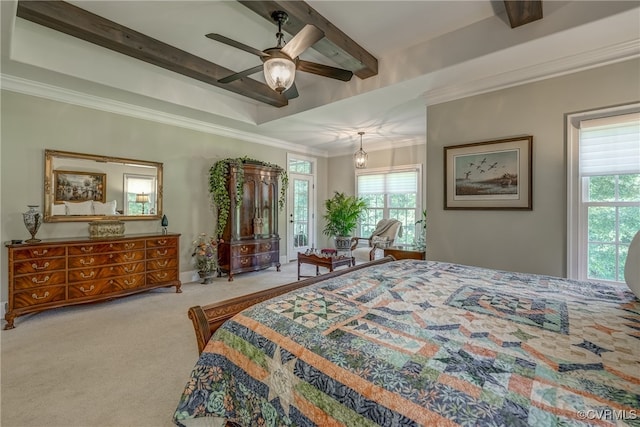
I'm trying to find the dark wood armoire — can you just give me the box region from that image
[217,162,281,281]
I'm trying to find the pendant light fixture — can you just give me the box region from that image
[354,131,368,169]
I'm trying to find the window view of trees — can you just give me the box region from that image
[585,173,640,281]
[357,167,421,246]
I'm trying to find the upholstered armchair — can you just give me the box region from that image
[350,219,403,264]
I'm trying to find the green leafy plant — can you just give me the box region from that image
[208,157,288,237]
[322,191,368,237]
[414,209,427,251]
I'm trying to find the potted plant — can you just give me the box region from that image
[322,191,368,251]
[191,233,219,284]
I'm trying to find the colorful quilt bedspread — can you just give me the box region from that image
[174,260,640,426]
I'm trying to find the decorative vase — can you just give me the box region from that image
[161,214,169,234]
[198,270,215,285]
[23,205,42,243]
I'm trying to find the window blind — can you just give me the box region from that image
[357,171,417,194]
[579,112,640,176]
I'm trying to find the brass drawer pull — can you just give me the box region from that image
[80,271,95,279]
[31,291,50,300]
[79,285,95,293]
[264,243,272,250]
[109,244,114,248]
[157,260,168,268]
[31,275,50,284]
[240,258,250,265]
[81,246,93,253]
[124,278,137,286]
[124,254,135,261]
[124,266,136,273]
[125,243,135,249]
[80,258,95,265]
[158,239,167,245]
[157,272,167,279]
[240,246,249,253]
[33,249,48,256]
[156,249,167,256]
[31,262,50,270]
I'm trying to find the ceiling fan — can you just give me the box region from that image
[206,10,354,99]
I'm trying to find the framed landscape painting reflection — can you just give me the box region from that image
[54,170,106,203]
[444,136,532,210]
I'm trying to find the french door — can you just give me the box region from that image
[287,173,314,260]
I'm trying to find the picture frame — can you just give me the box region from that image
[444,136,533,210]
[54,170,106,203]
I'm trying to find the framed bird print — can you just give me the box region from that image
[444,136,533,210]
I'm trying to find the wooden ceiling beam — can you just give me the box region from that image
[16,1,288,107]
[503,0,543,28]
[238,0,378,79]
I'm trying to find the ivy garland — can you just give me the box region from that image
[208,156,288,237]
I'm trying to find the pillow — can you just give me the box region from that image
[64,200,93,215]
[624,229,640,299]
[371,236,389,248]
[93,200,117,215]
[51,204,67,215]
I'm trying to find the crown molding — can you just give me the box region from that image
[0,74,330,157]
[423,40,640,106]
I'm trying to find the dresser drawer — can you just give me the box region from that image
[231,243,259,257]
[259,241,278,253]
[13,246,65,261]
[231,254,257,270]
[13,257,66,275]
[14,271,67,290]
[68,262,145,283]
[68,250,145,268]
[13,286,66,309]
[146,246,177,260]
[68,240,144,255]
[146,237,177,248]
[147,269,178,284]
[147,258,178,271]
[68,273,146,298]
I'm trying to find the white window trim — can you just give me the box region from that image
[566,103,640,280]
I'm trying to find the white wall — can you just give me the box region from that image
[426,58,640,277]
[0,91,327,300]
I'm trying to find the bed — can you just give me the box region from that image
[173,258,640,426]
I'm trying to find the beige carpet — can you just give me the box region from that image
[1,261,318,427]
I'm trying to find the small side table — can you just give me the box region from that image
[297,252,354,280]
[383,246,426,260]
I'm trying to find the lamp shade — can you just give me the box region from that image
[136,193,150,204]
[264,56,296,93]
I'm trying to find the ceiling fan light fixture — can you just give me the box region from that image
[264,56,296,94]
[354,131,368,169]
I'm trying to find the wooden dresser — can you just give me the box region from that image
[4,233,181,329]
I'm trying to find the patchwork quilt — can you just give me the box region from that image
[174,260,640,426]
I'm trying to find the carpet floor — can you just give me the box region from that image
[1,261,317,427]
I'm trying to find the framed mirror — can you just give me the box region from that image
[44,149,163,222]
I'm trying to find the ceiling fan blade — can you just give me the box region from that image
[297,60,353,82]
[205,33,269,58]
[284,83,299,100]
[218,65,264,84]
[281,24,324,59]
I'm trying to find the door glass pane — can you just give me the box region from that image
[293,179,309,249]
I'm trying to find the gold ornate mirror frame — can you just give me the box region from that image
[44,149,163,222]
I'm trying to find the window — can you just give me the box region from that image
[568,107,640,283]
[124,174,156,215]
[356,165,422,245]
